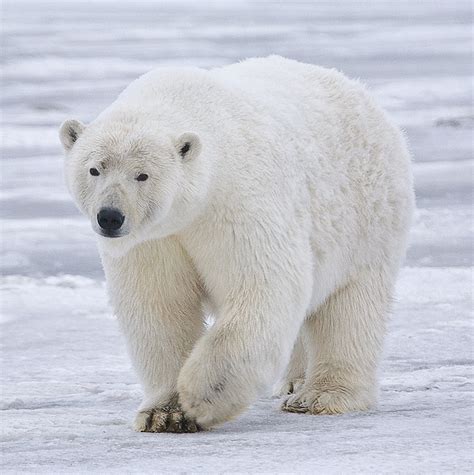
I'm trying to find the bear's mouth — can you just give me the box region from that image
[97,229,127,239]
[101,232,121,239]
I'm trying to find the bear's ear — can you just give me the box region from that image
[59,119,85,151]
[174,132,201,162]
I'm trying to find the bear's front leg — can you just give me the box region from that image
[177,231,313,429]
[101,238,205,432]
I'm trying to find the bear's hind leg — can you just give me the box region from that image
[282,265,393,415]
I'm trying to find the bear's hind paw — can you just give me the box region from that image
[281,385,373,415]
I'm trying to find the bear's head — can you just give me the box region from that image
[60,115,209,252]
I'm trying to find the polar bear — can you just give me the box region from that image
[60,56,414,433]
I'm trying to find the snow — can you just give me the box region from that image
[1,0,472,472]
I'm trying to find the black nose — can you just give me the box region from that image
[97,208,125,232]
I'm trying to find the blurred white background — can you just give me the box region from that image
[1,1,472,472]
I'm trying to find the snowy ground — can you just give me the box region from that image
[1,0,473,473]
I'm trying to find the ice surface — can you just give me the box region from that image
[1,0,472,472]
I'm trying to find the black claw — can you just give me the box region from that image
[167,412,184,433]
[152,410,170,432]
[183,418,198,433]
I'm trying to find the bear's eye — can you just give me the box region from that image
[180,142,191,157]
[136,173,149,182]
[89,168,100,176]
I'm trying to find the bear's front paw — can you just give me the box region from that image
[177,354,250,429]
[134,405,201,433]
[177,372,227,430]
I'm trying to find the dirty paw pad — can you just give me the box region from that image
[134,408,201,433]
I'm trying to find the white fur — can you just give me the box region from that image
[60,56,414,431]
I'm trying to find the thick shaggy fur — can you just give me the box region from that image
[60,56,414,432]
